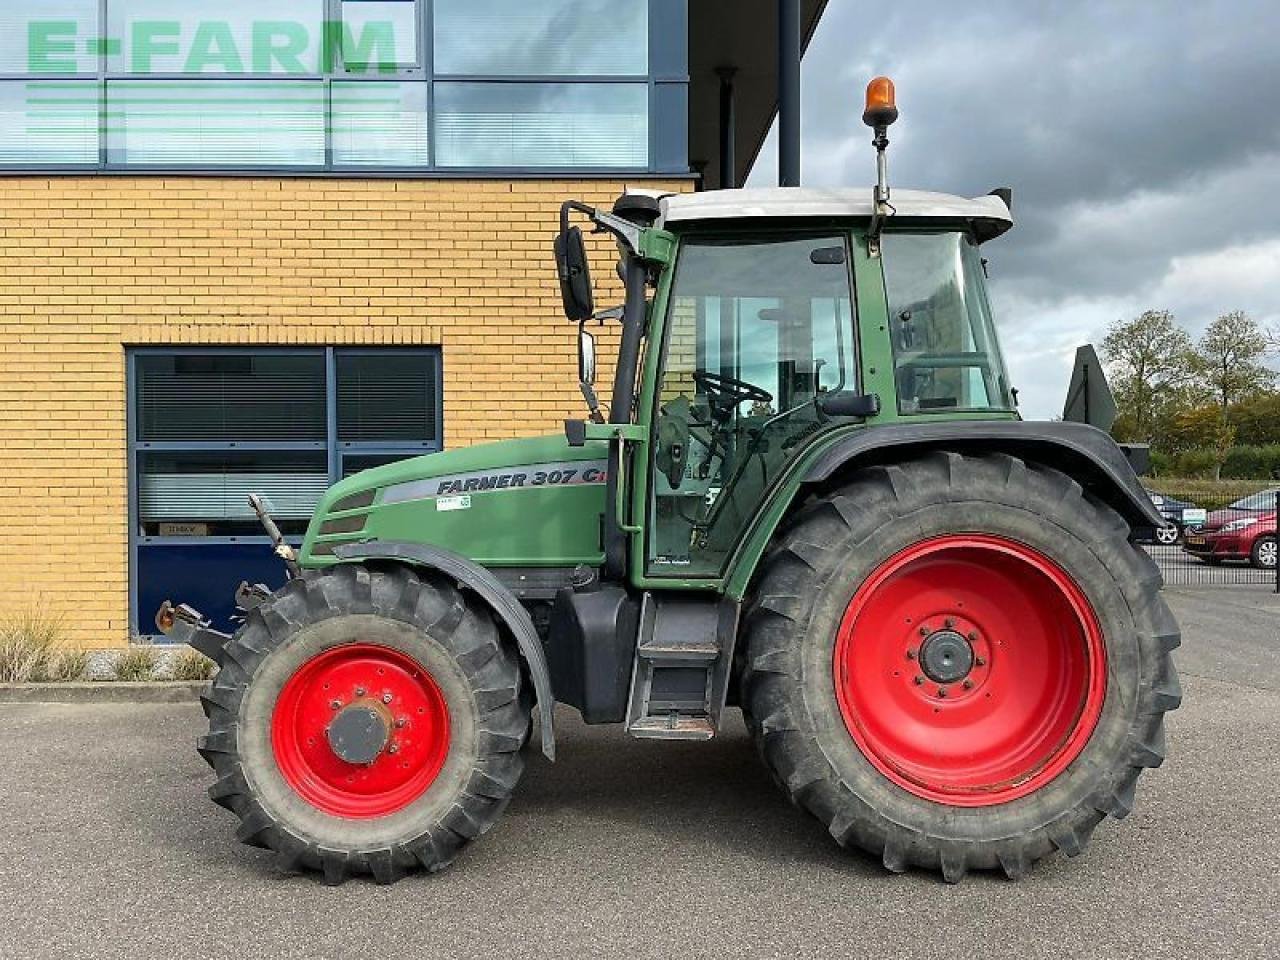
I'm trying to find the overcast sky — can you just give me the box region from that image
[748,0,1280,418]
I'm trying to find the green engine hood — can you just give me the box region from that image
[301,434,609,569]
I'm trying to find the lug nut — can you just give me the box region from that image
[937,687,948,698]
[355,686,366,697]
[330,699,341,710]
[967,631,979,642]
[913,675,925,685]
[906,649,916,660]
[919,625,929,636]
[963,679,974,690]
[382,693,393,704]
[387,744,399,755]
[395,718,406,729]
[944,618,955,629]
[975,657,987,667]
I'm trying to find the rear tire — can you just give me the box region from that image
[740,452,1181,881]
[1251,534,1277,569]
[198,563,528,884]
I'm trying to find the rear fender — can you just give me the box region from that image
[332,542,556,760]
[725,421,1162,598]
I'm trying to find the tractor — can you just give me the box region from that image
[159,78,1180,884]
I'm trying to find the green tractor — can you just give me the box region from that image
[160,79,1180,884]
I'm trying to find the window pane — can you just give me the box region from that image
[341,0,419,71]
[0,80,98,164]
[331,81,428,166]
[107,0,325,75]
[342,453,424,479]
[138,452,328,536]
[434,82,647,168]
[434,0,647,76]
[882,232,1015,413]
[650,237,857,575]
[337,351,440,443]
[135,353,327,442]
[0,0,99,74]
[106,81,326,167]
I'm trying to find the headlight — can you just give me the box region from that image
[1222,517,1259,532]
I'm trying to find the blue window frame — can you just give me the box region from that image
[0,0,689,174]
[127,346,444,636]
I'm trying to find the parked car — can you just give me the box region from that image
[1182,489,1279,568]
[1142,488,1199,545]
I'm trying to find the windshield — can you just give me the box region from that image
[649,234,857,575]
[881,232,1014,414]
[1229,491,1278,511]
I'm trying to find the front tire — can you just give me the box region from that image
[198,563,528,884]
[740,452,1181,881]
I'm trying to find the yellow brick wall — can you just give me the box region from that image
[0,176,689,648]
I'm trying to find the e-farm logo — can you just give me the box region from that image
[27,19,407,74]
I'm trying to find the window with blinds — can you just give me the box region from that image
[131,348,441,539]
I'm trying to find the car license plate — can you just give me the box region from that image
[1186,536,1206,546]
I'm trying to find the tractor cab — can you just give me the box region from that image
[557,185,1017,577]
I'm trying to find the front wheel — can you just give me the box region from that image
[740,452,1181,881]
[198,563,528,884]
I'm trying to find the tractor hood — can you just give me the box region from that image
[301,435,609,569]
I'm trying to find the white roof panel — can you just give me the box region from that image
[656,187,1013,240]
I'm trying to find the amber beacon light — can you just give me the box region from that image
[863,76,898,128]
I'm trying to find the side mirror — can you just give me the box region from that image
[578,324,597,387]
[555,225,594,322]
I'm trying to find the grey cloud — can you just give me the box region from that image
[749,0,1280,418]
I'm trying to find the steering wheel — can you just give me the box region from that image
[693,371,773,421]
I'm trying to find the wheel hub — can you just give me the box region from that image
[327,702,391,765]
[271,643,451,819]
[832,534,1107,807]
[918,629,974,684]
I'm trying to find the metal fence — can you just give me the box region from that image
[1140,487,1280,590]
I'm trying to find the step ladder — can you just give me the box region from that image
[625,594,739,741]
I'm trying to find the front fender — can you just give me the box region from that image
[332,542,556,761]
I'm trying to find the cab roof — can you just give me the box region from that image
[654,187,1014,242]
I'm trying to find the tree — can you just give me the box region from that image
[1100,310,1196,443]
[1194,310,1276,411]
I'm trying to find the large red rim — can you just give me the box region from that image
[271,643,450,819]
[833,534,1107,806]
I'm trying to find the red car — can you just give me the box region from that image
[1182,490,1278,568]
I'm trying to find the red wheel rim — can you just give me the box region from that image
[833,535,1106,806]
[271,644,450,818]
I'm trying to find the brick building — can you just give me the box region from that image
[0,0,827,646]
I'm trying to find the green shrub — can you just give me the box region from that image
[114,646,160,682]
[1220,444,1280,480]
[1146,476,1274,506]
[0,610,74,683]
[1169,448,1220,478]
[170,648,216,682]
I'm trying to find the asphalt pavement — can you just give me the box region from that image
[0,588,1276,960]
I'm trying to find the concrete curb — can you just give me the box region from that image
[0,682,206,704]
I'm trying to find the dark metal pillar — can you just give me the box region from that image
[717,67,737,190]
[778,0,802,186]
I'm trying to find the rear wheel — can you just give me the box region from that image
[740,452,1181,881]
[198,563,528,884]
[1251,534,1277,569]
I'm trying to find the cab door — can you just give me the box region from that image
[641,232,860,580]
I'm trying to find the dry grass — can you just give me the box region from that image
[169,648,216,682]
[1146,476,1277,506]
[113,646,160,682]
[0,610,86,683]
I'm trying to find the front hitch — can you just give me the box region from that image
[155,601,231,664]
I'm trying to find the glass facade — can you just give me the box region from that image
[0,0,688,172]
